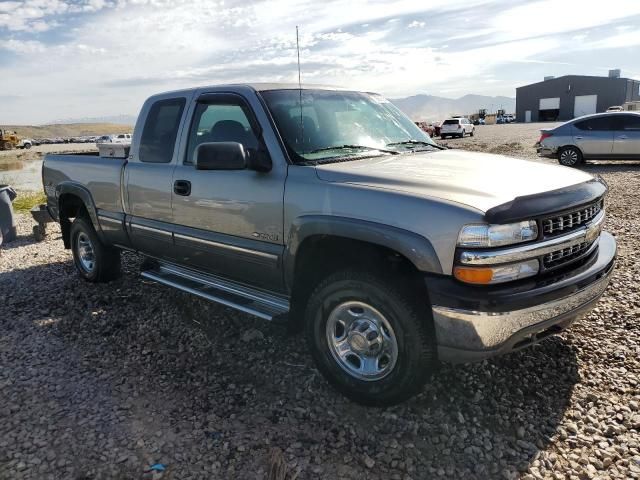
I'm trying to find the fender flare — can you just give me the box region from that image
[284,215,443,288]
[56,182,104,239]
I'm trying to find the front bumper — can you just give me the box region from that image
[430,231,616,363]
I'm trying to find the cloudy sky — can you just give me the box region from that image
[1,0,639,124]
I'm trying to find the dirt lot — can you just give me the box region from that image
[1,127,639,479]
[438,123,551,161]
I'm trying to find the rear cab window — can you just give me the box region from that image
[443,119,460,125]
[139,98,186,163]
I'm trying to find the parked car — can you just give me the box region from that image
[17,138,33,149]
[504,114,515,123]
[440,117,474,138]
[113,133,132,144]
[42,83,616,405]
[414,122,435,137]
[607,106,624,112]
[537,112,640,166]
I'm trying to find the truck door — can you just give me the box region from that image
[125,96,189,260]
[170,92,286,292]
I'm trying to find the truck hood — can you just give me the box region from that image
[314,149,593,212]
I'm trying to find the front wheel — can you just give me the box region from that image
[305,270,437,406]
[558,146,583,167]
[470,129,474,137]
[70,216,121,282]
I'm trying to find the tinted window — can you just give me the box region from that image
[185,101,259,164]
[573,116,613,131]
[139,98,186,163]
[619,115,640,131]
[443,119,459,125]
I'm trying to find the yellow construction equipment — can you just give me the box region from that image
[0,129,20,150]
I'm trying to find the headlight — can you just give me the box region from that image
[454,259,539,285]
[457,221,538,248]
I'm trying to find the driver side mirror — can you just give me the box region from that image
[195,142,247,170]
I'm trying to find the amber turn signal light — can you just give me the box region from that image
[453,266,494,285]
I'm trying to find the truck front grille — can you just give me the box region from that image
[543,240,594,269]
[542,199,603,236]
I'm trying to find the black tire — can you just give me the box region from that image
[558,146,583,167]
[470,129,474,137]
[24,143,32,149]
[70,216,121,282]
[304,269,437,406]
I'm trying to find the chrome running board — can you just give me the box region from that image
[141,263,289,321]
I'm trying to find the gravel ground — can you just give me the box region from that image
[1,136,639,479]
[438,123,552,161]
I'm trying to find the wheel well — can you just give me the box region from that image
[559,145,583,156]
[58,193,89,248]
[289,235,426,324]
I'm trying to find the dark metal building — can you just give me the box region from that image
[516,71,640,123]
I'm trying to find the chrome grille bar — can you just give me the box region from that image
[459,210,604,266]
[543,200,603,235]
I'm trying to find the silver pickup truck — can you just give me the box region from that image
[43,84,616,405]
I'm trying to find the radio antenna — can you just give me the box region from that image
[296,26,304,152]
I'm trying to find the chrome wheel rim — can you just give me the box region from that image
[77,232,95,272]
[560,149,578,165]
[326,301,398,381]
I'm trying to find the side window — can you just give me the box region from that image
[619,115,640,131]
[574,117,613,131]
[185,101,259,164]
[139,98,186,163]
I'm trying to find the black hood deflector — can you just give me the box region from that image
[485,177,607,224]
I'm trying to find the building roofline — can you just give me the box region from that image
[516,74,638,90]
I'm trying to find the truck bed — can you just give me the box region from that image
[43,154,127,215]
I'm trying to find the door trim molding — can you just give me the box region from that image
[173,232,278,261]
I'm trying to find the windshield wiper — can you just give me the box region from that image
[386,140,444,150]
[308,144,399,155]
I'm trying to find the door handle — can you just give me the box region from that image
[173,180,191,196]
[618,135,628,139]
[574,136,583,140]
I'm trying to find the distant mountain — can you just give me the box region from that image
[47,114,138,126]
[391,94,516,122]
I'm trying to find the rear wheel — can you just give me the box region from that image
[70,216,121,282]
[558,146,583,167]
[305,270,437,406]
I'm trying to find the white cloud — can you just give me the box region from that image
[1,0,639,123]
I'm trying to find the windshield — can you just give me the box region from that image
[261,89,437,163]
